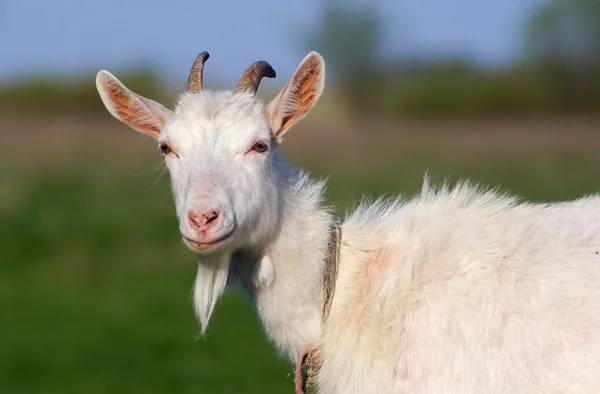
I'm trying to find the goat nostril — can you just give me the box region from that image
[204,210,220,225]
[188,212,201,228]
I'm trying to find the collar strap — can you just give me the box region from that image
[323,223,342,321]
[296,223,342,394]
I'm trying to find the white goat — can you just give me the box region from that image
[96,51,600,394]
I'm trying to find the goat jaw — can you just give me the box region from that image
[193,252,231,333]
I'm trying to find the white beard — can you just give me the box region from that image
[193,252,231,333]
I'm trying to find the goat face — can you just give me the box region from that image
[160,91,280,255]
[95,52,325,256]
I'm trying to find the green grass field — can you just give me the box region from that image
[2,115,600,393]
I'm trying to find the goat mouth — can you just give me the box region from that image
[182,230,234,252]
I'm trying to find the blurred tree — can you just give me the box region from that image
[296,0,600,119]
[522,0,600,113]
[525,0,600,66]
[304,0,389,114]
[0,65,170,115]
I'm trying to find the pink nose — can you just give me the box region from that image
[187,209,221,232]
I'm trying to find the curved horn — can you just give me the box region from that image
[186,51,210,93]
[233,60,276,95]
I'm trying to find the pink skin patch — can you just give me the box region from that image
[365,246,397,286]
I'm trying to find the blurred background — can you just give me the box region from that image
[2,0,600,393]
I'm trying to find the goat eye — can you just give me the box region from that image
[159,143,172,155]
[252,141,268,153]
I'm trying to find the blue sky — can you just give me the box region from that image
[1,0,543,85]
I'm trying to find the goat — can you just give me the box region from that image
[96,51,600,394]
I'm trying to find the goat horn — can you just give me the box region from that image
[233,60,276,95]
[186,51,210,93]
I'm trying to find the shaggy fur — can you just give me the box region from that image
[96,51,600,393]
[321,181,600,393]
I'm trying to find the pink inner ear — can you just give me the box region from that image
[106,82,162,138]
[268,57,323,138]
[295,67,319,109]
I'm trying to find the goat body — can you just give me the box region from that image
[318,181,600,393]
[95,51,600,393]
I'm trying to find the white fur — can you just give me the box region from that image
[96,52,600,393]
[194,252,231,332]
[317,182,600,393]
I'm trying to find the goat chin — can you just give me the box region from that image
[193,252,231,333]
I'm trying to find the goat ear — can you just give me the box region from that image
[266,52,325,141]
[95,70,173,139]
